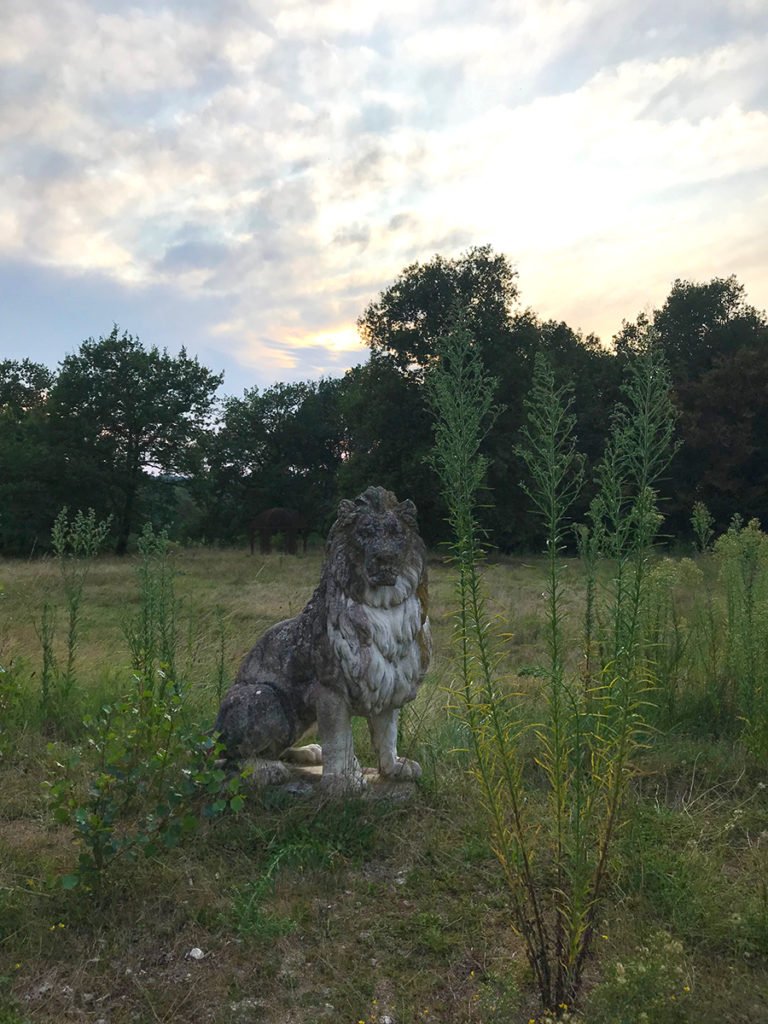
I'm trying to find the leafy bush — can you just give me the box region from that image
[46,696,246,889]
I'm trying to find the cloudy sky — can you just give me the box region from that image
[2,0,767,393]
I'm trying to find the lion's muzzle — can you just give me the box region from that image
[364,537,405,587]
[367,563,399,587]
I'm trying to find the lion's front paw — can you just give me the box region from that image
[381,757,422,782]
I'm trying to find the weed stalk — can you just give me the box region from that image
[428,318,677,1013]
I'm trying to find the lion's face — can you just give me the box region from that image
[329,487,423,598]
[352,509,412,588]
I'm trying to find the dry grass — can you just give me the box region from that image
[1,547,767,1023]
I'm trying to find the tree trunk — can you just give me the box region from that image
[115,461,139,555]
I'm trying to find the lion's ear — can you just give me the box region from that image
[395,499,418,527]
[337,499,356,521]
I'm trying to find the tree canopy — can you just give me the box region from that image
[358,244,519,372]
[615,278,768,533]
[197,378,347,543]
[1,260,767,555]
[0,359,54,417]
[49,326,223,553]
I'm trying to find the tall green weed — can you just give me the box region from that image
[124,523,179,693]
[426,318,677,1013]
[644,513,768,751]
[715,517,768,754]
[51,507,113,692]
[32,507,112,732]
[46,522,246,890]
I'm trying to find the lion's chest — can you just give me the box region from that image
[328,590,426,714]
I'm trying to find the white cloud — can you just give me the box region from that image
[401,0,596,80]
[272,0,435,38]
[0,0,767,382]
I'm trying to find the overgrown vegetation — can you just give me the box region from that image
[426,315,685,1015]
[3,327,768,1018]
[0,534,767,1021]
[43,526,247,891]
[40,508,113,731]
[638,513,768,759]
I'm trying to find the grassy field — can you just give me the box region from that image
[1,545,767,1024]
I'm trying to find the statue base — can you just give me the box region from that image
[274,764,418,802]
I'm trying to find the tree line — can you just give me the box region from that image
[2,245,767,555]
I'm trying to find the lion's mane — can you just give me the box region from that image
[319,486,431,715]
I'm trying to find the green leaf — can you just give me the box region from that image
[61,874,80,889]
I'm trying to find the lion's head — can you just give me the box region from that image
[327,486,424,600]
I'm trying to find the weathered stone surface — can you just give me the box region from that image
[215,486,431,794]
[272,764,418,803]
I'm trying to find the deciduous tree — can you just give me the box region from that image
[0,360,59,553]
[357,247,620,548]
[50,327,222,554]
[616,277,768,534]
[358,244,519,373]
[199,378,346,542]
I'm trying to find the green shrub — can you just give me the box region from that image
[46,696,246,889]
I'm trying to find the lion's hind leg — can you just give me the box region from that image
[215,681,322,787]
[244,757,292,786]
[215,680,298,774]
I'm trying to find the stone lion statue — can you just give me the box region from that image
[215,486,432,792]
